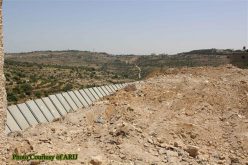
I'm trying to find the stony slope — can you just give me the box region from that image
[6,65,248,165]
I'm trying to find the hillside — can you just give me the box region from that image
[4,60,135,105]
[6,49,248,74]
[6,65,248,164]
[5,50,248,105]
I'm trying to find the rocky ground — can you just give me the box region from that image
[5,65,248,165]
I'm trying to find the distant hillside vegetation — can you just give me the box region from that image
[5,49,248,105]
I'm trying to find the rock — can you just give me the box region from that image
[219,155,226,160]
[114,123,131,137]
[61,131,67,136]
[52,118,60,122]
[184,145,199,158]
[217,160,226,164]
[158,148,166,155]
[95,116,105,124]
[156,137,165,144]
[136,90,145,97]
[9,131,23,138]
[144,143,149,147]
[173,147,187,156]
[89,156,104,165]
[109,128,116,135]
[173,140,184,148]
[124,84,137,92]
[229,156,239,163]
[167,156,180,164]
[135,127,143,133]
[174,141,179,147]
[119,154,126,159]
[38,138,52,144]
[32,132,38,136]
[127,107,134,111]
[197,154,208,161]
[190,132,197,139]
[159,143,170,148]
[166,150,179,157]
[165,150,180,164]
[147,138,153,144]
[181,133,187,138]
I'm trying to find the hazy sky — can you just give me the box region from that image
[3,0,248,54]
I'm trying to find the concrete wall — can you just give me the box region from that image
[0,0,7,163]
[5,83,128,134]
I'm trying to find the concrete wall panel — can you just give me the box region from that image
[83,88,96,102]
[49,95,68,116]
[104,85,113,93]
[114,84,120,89]
[117,84,122,89]
[56,93,72,113]
[100,86,110,95]
[113,84,120,90]
[8,105,29,130]
[73,90,89,107]
[108,85,116,92]
[35,99,55,122]
[97,87,106,96]
[42,97,61,119]
[61,92,78,111]
[88,88,100,100]
[93,87,103,98]
[68,91,83,108]
[79,89,92,105]
[17,103,38,125]
[111,84,118,91]
[7,110,21,131]
[26,100,48,123]
[6,82,131,133]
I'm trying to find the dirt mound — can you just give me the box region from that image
[6,65,248,164]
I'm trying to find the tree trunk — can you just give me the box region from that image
[0,0,7,163]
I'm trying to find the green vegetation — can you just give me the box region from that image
[4,58,134,105]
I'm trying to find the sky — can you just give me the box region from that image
[3,0,248,55]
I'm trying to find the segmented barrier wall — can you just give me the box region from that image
[5,83,128,134]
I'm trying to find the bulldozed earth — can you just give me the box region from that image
[5,65,248,165]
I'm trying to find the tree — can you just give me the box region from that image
[20,83,32,95]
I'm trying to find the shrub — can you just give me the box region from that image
[43,91,49,97]
[30,75,37,82]
[112,74,118,79]
[13,76,20,81]
[62,83,73,91]
[7,93,18,102]
[13,86,21,94]
[34,91,42,98]
[20,83,32,95]
[5,73,11,77]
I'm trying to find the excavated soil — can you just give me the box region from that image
[6,65,248,165]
